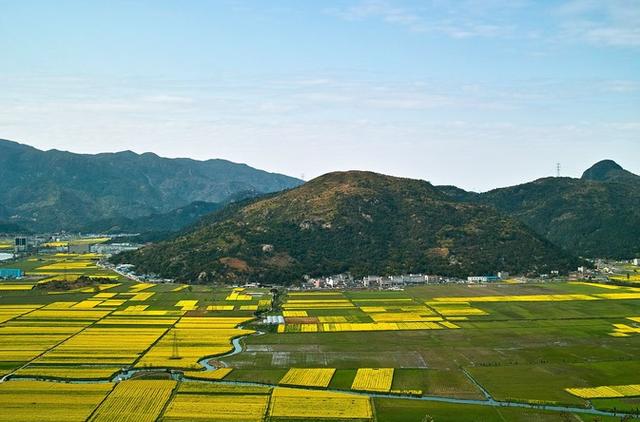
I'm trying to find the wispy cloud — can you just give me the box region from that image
[330,0,640,47]
[328,0,518,39]
[554,0,640,47]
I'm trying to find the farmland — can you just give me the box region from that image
[1,257,640,420]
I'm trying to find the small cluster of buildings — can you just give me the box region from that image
[303,272,514,290]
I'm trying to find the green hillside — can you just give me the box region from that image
[0,139,302,231]
[440,160,640,258]
[114,171,582,283]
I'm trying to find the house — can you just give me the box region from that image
[634,258,640,266]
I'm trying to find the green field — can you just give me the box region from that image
[0,257,639,420]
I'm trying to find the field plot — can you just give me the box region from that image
[34,326,166,365]
[0,319,86,376]
[0,380,112,422]
[90,380,176,422]
[163,392,269,422]
[279,367,336,388]
[183,367,233,380]
[277,291,463,333]
[1,274,640,420]
[14,364,122,380]
[136,316,254,369]
[373,397,621,422]
[567,383,640,399]
[352,368,394,392]
[268,387,373,421]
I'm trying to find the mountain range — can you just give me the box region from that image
[2,138,638,283]
[0,139,302,232]
[113,171,583,283]
[438,160,640,259]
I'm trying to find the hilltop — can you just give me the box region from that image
[114,171,582,283]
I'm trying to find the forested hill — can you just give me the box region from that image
[439,160,640,259]
[0,139,302,231]
[113,171,582,284]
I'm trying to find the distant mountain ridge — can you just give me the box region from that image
[439,160,640,258]
[113,171,582,284]
[0,139,302,231]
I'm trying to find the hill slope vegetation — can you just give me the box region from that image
[114,171,582,283]
[0,139,301,231]
[439,160,640,258]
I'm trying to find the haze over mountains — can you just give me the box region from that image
[0,139,302,232]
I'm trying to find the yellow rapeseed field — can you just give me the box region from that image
[0,380,112,422]
[183,367,233,380]
[35,326,166,365]
[279,368,336,387]
[279,321,444,333]
[176,300,198,310]
[207,305,235,311]
[163,393,269,421]
[225,288,253,301]
[14,365,121,380]
[136,317,253,369]
[0,305,41,324]
[351,368,394,392]
[0,284,34,291]
[282,310,307,317]
[90,380,176,422]
[268,387,373,420]
[566,383,640,399]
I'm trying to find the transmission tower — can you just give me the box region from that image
[556,163,561,178]
[170,331,180,360]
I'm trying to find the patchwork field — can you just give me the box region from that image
[1,258,639,420]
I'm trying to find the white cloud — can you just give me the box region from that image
[329,0,516,38]
[554,0,640,47]
[330,0,640,47]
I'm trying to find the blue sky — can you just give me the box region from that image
[1,0,638,191]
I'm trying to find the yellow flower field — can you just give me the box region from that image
[0,381,112,422]
[207,305,235,311]
[136,317,253,369]
[225,288,253,301]
[282,310,307,317]
[163,393,269,421]
[351,368,394,392]
[14,365,121,380]
[0,321,85,367]
[566,383,640,398]
[0,284,34,291]
[35,326,167,365]
[183,367,233,380]
[368,312,442,322]
[268,387,373,420]
[176,300,198,310]
[279,368,336,387]
[0,305,42,324]
[279,321,445,333]
[90,380,176,422]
